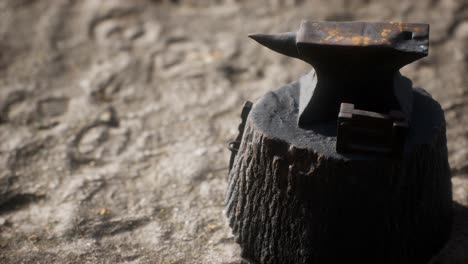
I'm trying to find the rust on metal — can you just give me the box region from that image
[297,21,429,53]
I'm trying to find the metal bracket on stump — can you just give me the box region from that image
[228,101,252,173]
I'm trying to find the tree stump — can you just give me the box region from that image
[225,73,452,264]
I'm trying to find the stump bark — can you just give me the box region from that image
[225,75,452,264]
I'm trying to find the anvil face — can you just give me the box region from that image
[297,21,429,54]
[296,21,429,71]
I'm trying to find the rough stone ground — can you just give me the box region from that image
[0,0,467,263]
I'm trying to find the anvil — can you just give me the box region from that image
[249,21,429,127]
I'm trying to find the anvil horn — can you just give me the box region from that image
[248,32,300,59]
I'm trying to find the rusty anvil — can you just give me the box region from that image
[249,21,429,154]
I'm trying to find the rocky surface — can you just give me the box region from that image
[0,0,466,263]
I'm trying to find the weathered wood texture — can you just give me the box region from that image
[226,76,452,264]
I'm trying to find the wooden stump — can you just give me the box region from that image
[225,75,452,264]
